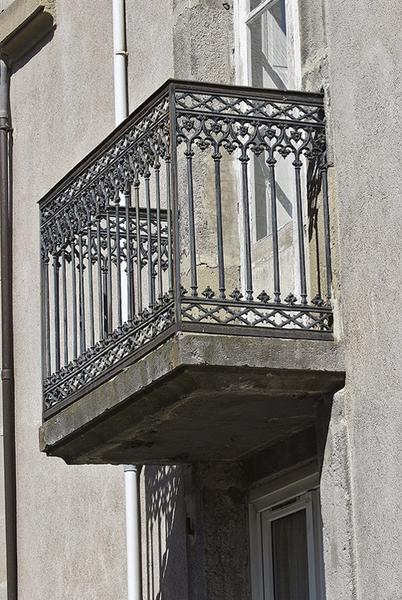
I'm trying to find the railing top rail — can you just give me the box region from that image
[39,79,324,213]
[171,79,324,106]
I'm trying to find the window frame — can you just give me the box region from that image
[249,471,326,600]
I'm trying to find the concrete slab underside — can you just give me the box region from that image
[40,332,345,464]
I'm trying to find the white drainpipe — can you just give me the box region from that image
[112,2,142,599]
[124,464,142,600]
[112,0,128,124]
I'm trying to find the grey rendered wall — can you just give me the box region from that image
[125,0,174,109]
[313,2,402,600]
[10,1,127,598]
[125,0,235,109]
[140,466,189,600]
[172,0,234,82]
[0,1,13,12]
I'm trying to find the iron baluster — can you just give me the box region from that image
[43,255,51,377]
[294,158,308,305]
[78,233,86,353]
[134,178,143,315]
[267,157,281,303]
[165,157,174,296]
[320,161,332,300]
[87,225,95,347]
[61,249,68,366]
[240,155,253,301]
[185,142,198,297]
[213,148,226,299]
[155,162,163,301]
[52,254,61,372]
[71,243,78,360]
[96,210,104,339]
[106,200,113,334]
[125,187,135,322]
[115,195,122,328]
[169,82,181,327]
[145,171,155,308]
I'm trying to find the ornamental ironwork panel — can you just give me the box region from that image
[40,81,333,417]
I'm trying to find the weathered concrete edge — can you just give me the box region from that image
[0,0,55,62]
[39,332,345,452]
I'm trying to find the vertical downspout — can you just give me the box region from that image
[0,57,17,600]
[111,2,142,600]
[124,464,142,600]
[112,0,128,124]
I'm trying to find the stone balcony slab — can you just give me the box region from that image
[40,332,345,464]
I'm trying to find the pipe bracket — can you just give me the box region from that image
[1,369,13,380]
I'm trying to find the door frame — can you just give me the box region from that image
[249,470,326,600]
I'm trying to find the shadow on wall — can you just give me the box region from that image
[143,466,189,600]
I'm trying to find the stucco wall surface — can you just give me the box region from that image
[125,0,234,105]
[126,0,174,110]
[322,2,402,599]
[5,1,402,600]
[140,465,189,600]
[0,0,13,11]
[10,1,127,598]
[172,0,234,82]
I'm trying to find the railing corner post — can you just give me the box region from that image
[168,82,182,330]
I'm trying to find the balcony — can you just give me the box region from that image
[39,80,344,464]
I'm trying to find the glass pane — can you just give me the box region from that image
[250,0,265,9]
[253,153,293,241]
[249,0,288,90]
[271,509,310,600]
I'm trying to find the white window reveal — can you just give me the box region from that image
[249,474,326,600]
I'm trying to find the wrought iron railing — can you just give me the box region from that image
[40,80,333,416]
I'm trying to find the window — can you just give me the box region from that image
[249,0,289,90]
[249,474,326,600]
[234,0,301,240]
[235,0,300,90]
